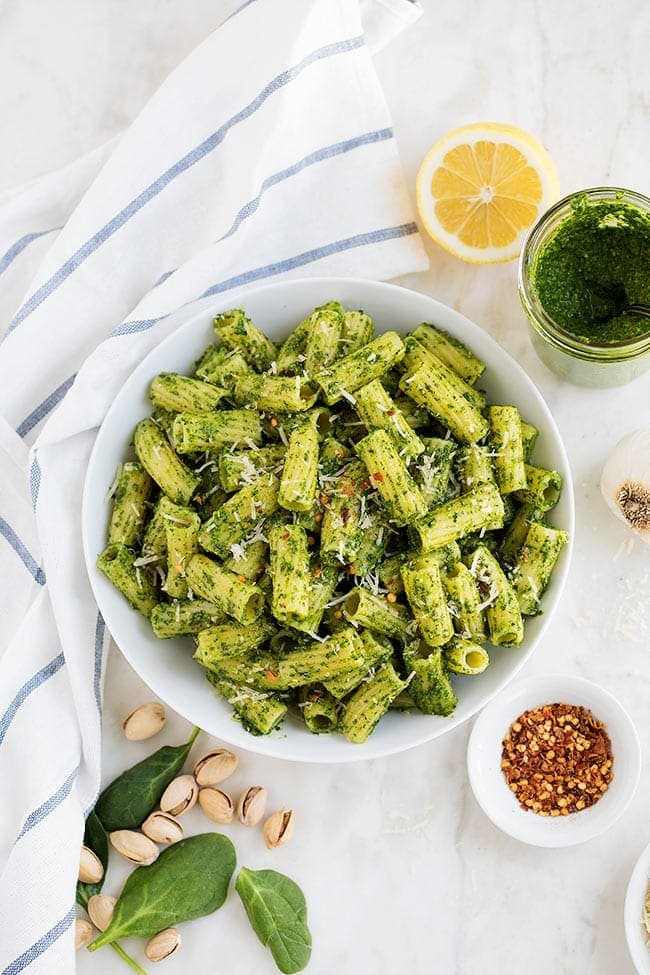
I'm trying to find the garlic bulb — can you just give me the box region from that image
[601,430,650,544]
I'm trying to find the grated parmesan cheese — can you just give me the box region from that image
[104,463,124,503]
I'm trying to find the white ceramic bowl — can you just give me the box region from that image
[467,674,641,846]
[625,841,650,975]
[82,277,574,762]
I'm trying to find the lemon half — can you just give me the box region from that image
[416,122,559,264]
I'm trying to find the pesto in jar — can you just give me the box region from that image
[531,195,650,345]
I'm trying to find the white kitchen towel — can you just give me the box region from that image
[0,0,426,970]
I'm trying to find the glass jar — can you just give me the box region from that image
[518,187,650,388]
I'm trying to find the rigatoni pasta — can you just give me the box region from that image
[354,379,425,459]
[465,545,524,647]
[268,524,312,624]
[107,462,152,547]
[134,418,199,505]
[172,409,262,453]
[100,300,567,743]
[401,555,453,648]
[161,498,200,598]
[277,422,319,512]
[399,361,489,444]
[149,372,226,414]
[487,405,527,494]
[355,429,427,526]
[511,522,569,615]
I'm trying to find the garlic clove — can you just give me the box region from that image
[193,748,238,786]
[263,809,295,849]
[601,429,650,544]
[78,845,104,884]
[109,829,159,865]
[75,918,95,950]
[123,702,166,741]
[87,894,116,932]
[160,774,199,816]
[236,786,267,826]
[145,927,181,962]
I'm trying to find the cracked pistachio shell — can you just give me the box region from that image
[193,748,239,786]
[145,927,182,962]
[263,809,295,849]
[141,810,184,844]
[109,829,160,866]
[159,774,198,816]
[236,785,267,826]
[78,845,104,884]
[198,786,234,824]
[75,919,94,950]
[87,894,116,932]
[122,701,166,741]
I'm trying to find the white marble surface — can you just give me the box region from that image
[2,1,649,972]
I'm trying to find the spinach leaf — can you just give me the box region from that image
[88,833,235,949]
[235,866,312,974]
[96,726,199,831]
[76,810,108,909]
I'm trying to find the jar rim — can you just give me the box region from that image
[518,186,650,361]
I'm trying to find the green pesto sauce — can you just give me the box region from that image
[532,196,650,345]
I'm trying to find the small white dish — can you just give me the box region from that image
[467,674,641,847]
[625,841,650,974]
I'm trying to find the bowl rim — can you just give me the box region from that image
[466,673,642,847]
[82,275,575,763]
[624,840,650,974]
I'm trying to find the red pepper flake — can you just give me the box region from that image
[281,531,290,541]
[270,417,279,427]
[236,574,246,583]
[501,703,614,817]
[386,410,395,417]
[341,507,350,524]
[373,471,384,483]
[342,484,355,497]
[264,668,278,683]
[312,567,323,578]
[320,494,330,506]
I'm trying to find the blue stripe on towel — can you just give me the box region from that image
[220,128,394,244]
[0,228,60,279]
[0,517,45,584]
[225,0,260,21]
[0,653,65,747]
[6,34,365,336]
[29,454,42,509]
[16,373,76,439]
[199,222,419,299]
[15,766,79,843]
[2,906,75,975]
[111,316,162,338]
